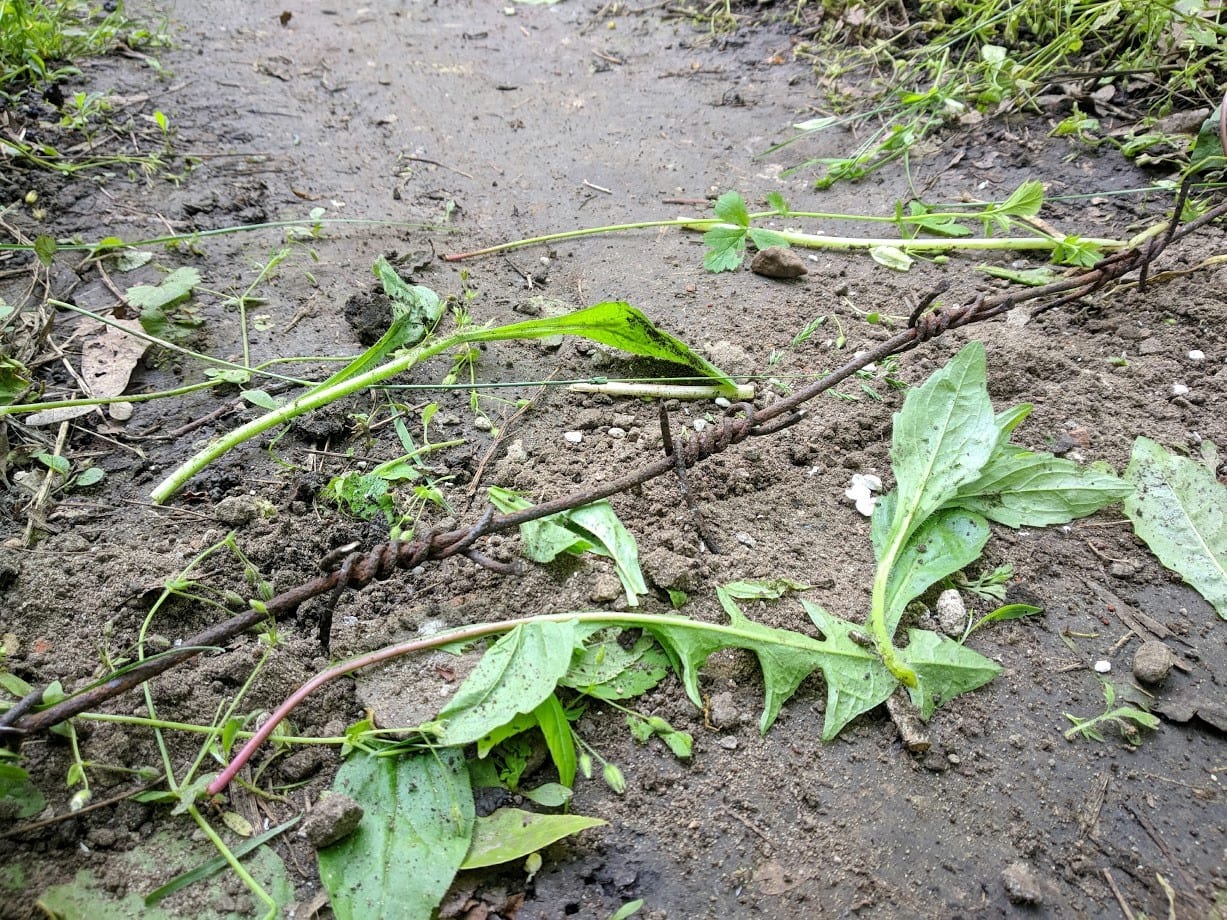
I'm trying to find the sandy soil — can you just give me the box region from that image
[1,2,1224,918]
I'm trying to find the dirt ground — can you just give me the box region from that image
[1,1,1225,918]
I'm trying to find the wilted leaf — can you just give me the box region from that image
[460,808,605,870]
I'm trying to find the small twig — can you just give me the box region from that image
[398,153,474,180]
[0,773,166,839]
[885,688,930,752]
[1102,867,1137,920]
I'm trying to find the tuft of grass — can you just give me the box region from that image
[0,0,137,100]
[776,1,1227,187]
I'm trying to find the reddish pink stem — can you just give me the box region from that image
[207,616,529,796]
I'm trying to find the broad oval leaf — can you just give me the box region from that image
[1124,437,1227,618]
[882,508,990,634]
[318,750,474,920]
[902,628,1002,720]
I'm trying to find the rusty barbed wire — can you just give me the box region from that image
[4,175,1226,744]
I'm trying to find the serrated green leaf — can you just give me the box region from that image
[713,190,750,227]
[747,228,791,251]
[802,602,897,739]
[765,191,789,215]
[433,620,580,746]
[1124,437,1227,618]
[953,446,1131,527]
[460,808,605,870]
[703,225,748,272]
[318,750,473,920]
[901,628,1002,720]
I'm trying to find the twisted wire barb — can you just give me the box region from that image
[5,178,1226,743]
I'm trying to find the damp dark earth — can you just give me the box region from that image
[1,2,1225,919]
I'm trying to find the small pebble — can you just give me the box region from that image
[735,532,756,548]
[1133,640,1175,685]
[750,246,808,279]
[707,691,742,730]
[473,416,493,432]
[719,736,739,750]
[1093,660,1112,674]
[608,427,626,439]
[693,419,708,432]
[1171,383,1190,396]
[935,589,967,638]
[564,431,583,444]
[1188,349,1205,362]
[1002,861,1043,905]
[300,793,364,849]
[714,397,731,409]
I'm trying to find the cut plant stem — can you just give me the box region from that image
[568,381,754,400]
[684,222,1125,255]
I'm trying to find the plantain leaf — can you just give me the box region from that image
[317,750,473,920]
[1124,437,1227,618]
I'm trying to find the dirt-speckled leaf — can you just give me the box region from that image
[802,602,897,739]
[877,506,990,634]
[1124,437,1227,618]
[318,749,473,920]
[953,446,1131,527]
[887,342,997,551]
[644,603,831,734]
[460,808,605,870]
[433,620,579,746]
[902,629,1002,720]
[489,489,647,605]
[533,694,577,788]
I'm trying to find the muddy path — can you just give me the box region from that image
[1,2,1225,918]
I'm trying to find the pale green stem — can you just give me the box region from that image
[78,712,343,744]
[868,528,919,688]
[0,379,220,416]
[188,805,277,920]
[149,334,460,502]
[568,381,755,400]
[681,222,1125,253]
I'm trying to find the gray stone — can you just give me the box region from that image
[707,691,742,730]
[1133,641,1175,685]
[750,246,808,279]
[300,793,364,849]
[1002,861,1043,905]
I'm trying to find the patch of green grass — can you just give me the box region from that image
[777,0,1227,187]
[0,0,136,99]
